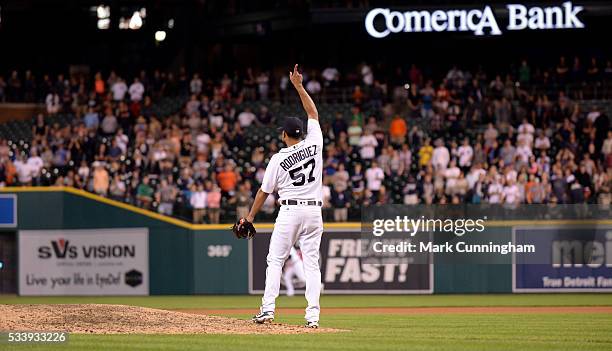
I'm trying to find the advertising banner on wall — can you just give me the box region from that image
[513,226,612,292]
[364,2,587,38]
[0,194,17,227]
[249,230,432,294]
[19,228,149,296]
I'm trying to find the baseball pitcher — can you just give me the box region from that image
[235,64,323,328]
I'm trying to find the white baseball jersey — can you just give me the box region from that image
[260,118,324,324]
[260,119,323,202]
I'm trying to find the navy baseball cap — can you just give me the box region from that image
[278,117,303,138]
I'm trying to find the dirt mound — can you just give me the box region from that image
[0,304,341,334]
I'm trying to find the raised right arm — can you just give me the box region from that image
[290,64,318,120]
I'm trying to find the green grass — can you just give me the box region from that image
[2,294,612,309]
[2,295,612,351]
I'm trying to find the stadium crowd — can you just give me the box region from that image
[0,57,611,222]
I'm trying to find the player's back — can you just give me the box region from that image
[262,119,324,202]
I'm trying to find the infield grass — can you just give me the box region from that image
[2,294,612,309]
[2,294,612,351]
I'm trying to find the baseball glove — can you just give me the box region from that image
[232,218,256,239]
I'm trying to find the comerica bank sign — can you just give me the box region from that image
[364,2,585,38]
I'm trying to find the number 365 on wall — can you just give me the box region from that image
[207,245,232,257]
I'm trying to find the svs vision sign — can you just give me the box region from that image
[365,2,585,38]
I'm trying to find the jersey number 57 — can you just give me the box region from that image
[289,159,316,186]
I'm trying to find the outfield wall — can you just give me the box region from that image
[1,188,610,295]
[0,188,249,295]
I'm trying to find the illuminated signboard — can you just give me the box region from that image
[365,1,585,38]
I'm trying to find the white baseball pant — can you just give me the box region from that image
[261,204,323,322]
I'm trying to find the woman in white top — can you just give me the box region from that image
[190,184,208,224]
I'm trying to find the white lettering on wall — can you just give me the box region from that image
[364,2,584,38]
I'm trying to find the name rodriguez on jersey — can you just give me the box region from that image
[279,145,319,171]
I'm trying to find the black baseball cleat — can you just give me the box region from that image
[305,321,319,328]
[252,310,274,324]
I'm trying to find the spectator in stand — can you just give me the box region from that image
[457,138,473,171]
[92,162,109,195]
[129,78,145,102]
[321,65,340,90]
[109,174,126,201]
[518,60,531,85]
[347,119,362,146]
[389,115,407,146]
[27,149,44,185]
[101,109,118,135]
[518,117,535,136]
[136,175,154,209]
[350,162,365,197]
[233,182,253,220]
[238,107,256,128]
[351,86,364,105]
[190,183,207,224]
[534,129,551,152]
[31,113,49,140]
[365,160,384,198]
[483,123,499,148]
[500,139,517,165]
[407,84,421,118]
[306,75,322,96]
[257,105,274,125]
[111,78,128,101]
[207,182,222,224]
[190,73,203,95]
[347,108,363,128]
[217,164,239,196]
[359,130,378,160]
[331,185,351,222]
[156,178,178,216]
[256,71,270,100]
[332,112,348,138]
[52,143,69,171]
[361,62,374,87]
[418,138,433,168]
[516,139,533,167]
[487,176,503,204]
[332,163,349,192]
[13,155,33,185]
[84,107,100,131]
[444,160,461,195]
[94,72,105,96]
[432,139,450,171]
[186,94,201,115]
[45,91,60,115]
[551,167,567,203]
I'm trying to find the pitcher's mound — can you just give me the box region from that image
[0,304,341,334]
